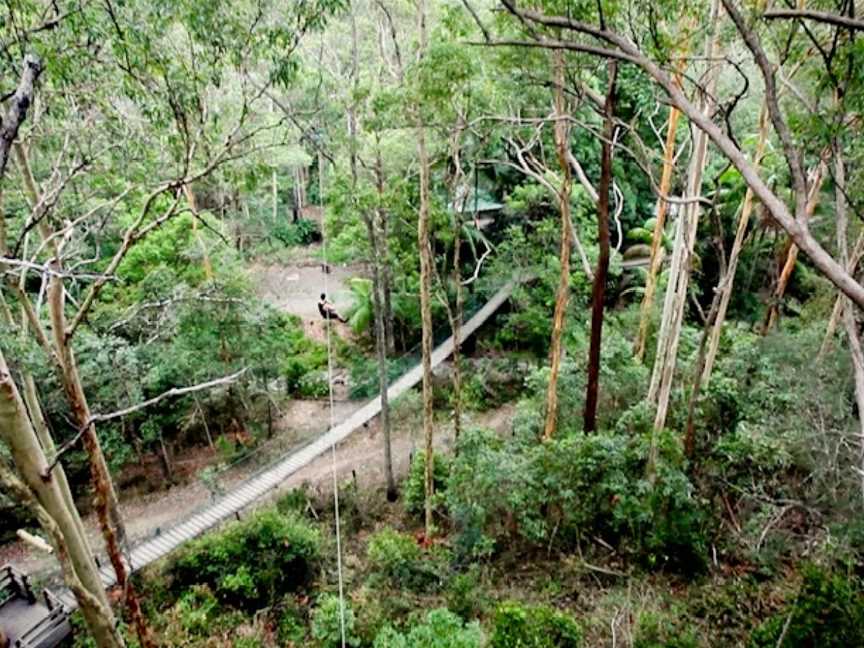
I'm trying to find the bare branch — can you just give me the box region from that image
[764,9,864,32]
[721,0,808,220]
[45,369,248,474]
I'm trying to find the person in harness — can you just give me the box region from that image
[318,293,348,323]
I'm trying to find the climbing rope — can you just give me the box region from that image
[318,150,348,648]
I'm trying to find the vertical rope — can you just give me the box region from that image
[318,150,347,648]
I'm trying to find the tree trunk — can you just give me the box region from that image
[372,149,397,501]
[647,0,721,439]
[819,232,864,359]
[0,292,91,552]
[416,0,435,538]
[47,273,154,648]
[447,123,468,446]
[762,159,827,332]
[0,349,124,648]
[634,70,684,363]
[450,219,464,444]
[373,223,396,501]
[542,50,574,442]
[584,61,617,433]
[681,108,770,457]
[701,104,769,385]
[833,145,864,498]
[15,143,128,543]
[183,184,214,281]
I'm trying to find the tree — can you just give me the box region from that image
[415,0,436,538]
[0,1,343,645]
[583,59,617,433]
[491,0,864,311]
[542,50,575,441]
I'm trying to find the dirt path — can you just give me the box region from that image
[250,245,363,343]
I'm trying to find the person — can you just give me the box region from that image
[318,293,347,323]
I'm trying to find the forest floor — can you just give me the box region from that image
[250,244,360,343]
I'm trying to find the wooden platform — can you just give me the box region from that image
[54,279,516,611]
[0,566,70,648]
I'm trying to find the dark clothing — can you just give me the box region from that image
[318,300,346,323]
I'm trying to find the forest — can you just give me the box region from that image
[2,0,864,646]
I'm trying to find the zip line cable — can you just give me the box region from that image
[318,149,348,648]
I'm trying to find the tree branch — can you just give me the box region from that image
[44,369,248,475]
[0,55,41,185]
[721,0,808,220]
[489,1,864,308]
[764,9,864,32]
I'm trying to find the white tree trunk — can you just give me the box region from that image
[0,349,124,647]
[701,104,769,386]
[648,0,722,433]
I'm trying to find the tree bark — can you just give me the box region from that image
[370,148,396,501]
[0,56,41,183]
[833,145,864,498]
[701,104,769,385]
[0,292,91,552]
[584,60,617,433]
[647,0,721,440]
[416,0,435,538]
[762,159,827,332]
[542,50,574,442]
[0,349,124,648]
[819,232,864,359]
[634,70,683,363]
[184,184,214,281]
[47,273,154,648]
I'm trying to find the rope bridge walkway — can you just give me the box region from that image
[44,278,516,613]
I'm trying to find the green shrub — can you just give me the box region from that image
[633,610,699,648]
[274,218,320,246]
[373,608,483,647]
[277,484,314,516]
[404,450,450,519]
[312,594,360,647]
[446,568,488,620]
[749,565,864,647]
[298,370,330,399]
[490,601,582,647]
[277,600,307,646]
[171,510,321,609]
[445,427,707,572]
[174,585,220,636]
[367,528,446,592]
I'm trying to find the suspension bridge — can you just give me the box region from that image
[0,279,516,647]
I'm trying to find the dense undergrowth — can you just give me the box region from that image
[68,305,864,647]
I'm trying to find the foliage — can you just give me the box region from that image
[273,218,321,246]
[312,594,360,647]
[444,427,706,571]
[373,608,483,648]
[170,510,320,609]
[367,528,447,593]
[632,610,699,648]
[403,450,451,519]
[749,565,864,647]
[445,567,488,620]
[490,601,582,648]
